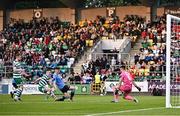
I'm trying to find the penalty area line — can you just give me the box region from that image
[85,107,164,116]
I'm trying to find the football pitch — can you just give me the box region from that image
[0,95,180,115]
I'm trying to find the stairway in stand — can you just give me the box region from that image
[125,38,143,65]
[73,48,92,74]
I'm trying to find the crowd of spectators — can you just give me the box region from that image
[1,14,178,83]
[0,15,145,82]
[131,15,180,82]
[79,14,179,82]
[130,15,167,81]
[0,16,100,80]
[77,15,151,82]
[75,15,147,83]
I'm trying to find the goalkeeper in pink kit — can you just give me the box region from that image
[112,66,141,103]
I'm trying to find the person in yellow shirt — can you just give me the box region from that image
[57,35,62,41]
[95,72,101,84]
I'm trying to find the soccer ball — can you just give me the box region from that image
[14,96,19,101]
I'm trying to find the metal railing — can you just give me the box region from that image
[1,64,179,82]
[0,65,73,79]
[90,53,130,64]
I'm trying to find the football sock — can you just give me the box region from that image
[124,95,133,100]
[15,88,22,98]
[70,90,75,100]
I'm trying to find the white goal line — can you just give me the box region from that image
[85,107,164,116]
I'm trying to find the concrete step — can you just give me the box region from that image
[122,39,143,65]
[130,52,140,55]
[130,49,140,53]
[74,59,88,67]
[73,69,81,74]
[134,42,142,46]
[132,49,139,52]
[137,38,144,43]
[73,50,92,73]
[132,45,141,50]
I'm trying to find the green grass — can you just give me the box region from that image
[0,95,179,115]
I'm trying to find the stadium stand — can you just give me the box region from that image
[132,15,167,81]
[1,13,178,84]
[0,14,145,80]
[79,15,176,82]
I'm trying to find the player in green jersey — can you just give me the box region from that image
[34,69,57,100]
[10,54,29,101]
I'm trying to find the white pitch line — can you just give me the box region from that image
[85,107,164,116]
[0,100,113,105]
[0,102,73,104]
[0,112,85,115]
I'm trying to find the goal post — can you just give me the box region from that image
[166,14,180,108]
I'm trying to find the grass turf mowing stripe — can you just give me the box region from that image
[86,107,165,116]
[0,112,87,115]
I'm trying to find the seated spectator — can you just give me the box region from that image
[68,73,75,84]
[82,73,92,84]
[49,61,58,69]
[134,53,140,64]
[39,55,46,66]
[176,74,180,82]
[141,29,147,40]
[0,44,4,59]
[59,55,68,66]
[74,73,81,84]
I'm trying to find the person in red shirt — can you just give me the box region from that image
[149,32,154,40]
[44,36,50,45]
[141,30,147,40]
[176,74,180,82]
[34,38,40,45]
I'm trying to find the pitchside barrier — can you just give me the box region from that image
[0,64,179,95]
[6,83,91,95]
[1,79,179,95]
[1,81,148,95]
[0,84,8,94]
[0,65,73,79]
[148,81,180,96]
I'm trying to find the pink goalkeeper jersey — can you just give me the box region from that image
[120,71,133,89]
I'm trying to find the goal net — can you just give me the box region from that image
[166,14,180,108]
